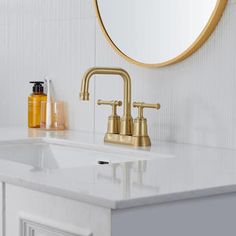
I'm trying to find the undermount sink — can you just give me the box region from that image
[0,139,171,170]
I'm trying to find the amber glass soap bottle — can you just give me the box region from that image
[28,81,47,128]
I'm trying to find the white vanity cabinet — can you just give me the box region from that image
[2,132,236,236]
[5,185,111,236]
[5,184,236,236]
[111,194,236,236]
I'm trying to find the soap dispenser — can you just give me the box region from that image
[28,81,47,128]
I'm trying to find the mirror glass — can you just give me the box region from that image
[95,0,226,67]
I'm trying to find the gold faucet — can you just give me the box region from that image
[80,67,160,147]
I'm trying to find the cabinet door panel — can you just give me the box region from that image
[6,184,111,236]
[20,218,89,236]
[19,217,91,236]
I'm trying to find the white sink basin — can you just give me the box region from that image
[0,139,170,170]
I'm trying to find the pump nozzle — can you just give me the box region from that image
[30,81,45,93]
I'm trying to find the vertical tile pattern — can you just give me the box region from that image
[0,0,96,132]
[0,1,236,149]
[95,2,236,149]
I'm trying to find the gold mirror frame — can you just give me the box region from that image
[94,0,228,68]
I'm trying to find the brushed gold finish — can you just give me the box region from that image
[133,102,161,119]
[80,67,161,147]
[94,0,228,68]
[97,100,122,116]
[97,100,122,134]
[104,133,133,146]
[80,67,133,135]
[133,102,161,146]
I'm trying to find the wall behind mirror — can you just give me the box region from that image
[0,0,235,149]
[96,0,227,67]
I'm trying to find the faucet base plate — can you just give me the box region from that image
[104,134,151,147]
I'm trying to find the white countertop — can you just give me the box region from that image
[0,127,236,209]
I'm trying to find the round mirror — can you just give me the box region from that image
[94,0,227,67]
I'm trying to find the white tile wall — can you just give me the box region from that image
[0,0,96,132]
[95,2,236,149]
[0,1,235,149]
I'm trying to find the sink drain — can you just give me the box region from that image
[97,160,110,165]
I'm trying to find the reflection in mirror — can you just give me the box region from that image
[95,0,227,67]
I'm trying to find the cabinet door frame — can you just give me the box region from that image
[19,214,92,236]
[6,184,111,236]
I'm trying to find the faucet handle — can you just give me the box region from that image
[133,102,161,119]
[97,100,122,116]
[97,100,122,134]
[132,102,161,147]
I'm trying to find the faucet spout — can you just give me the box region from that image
[80,67,133,135]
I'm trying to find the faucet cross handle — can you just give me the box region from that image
[133,102,161,119]
[97,100,122,134]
